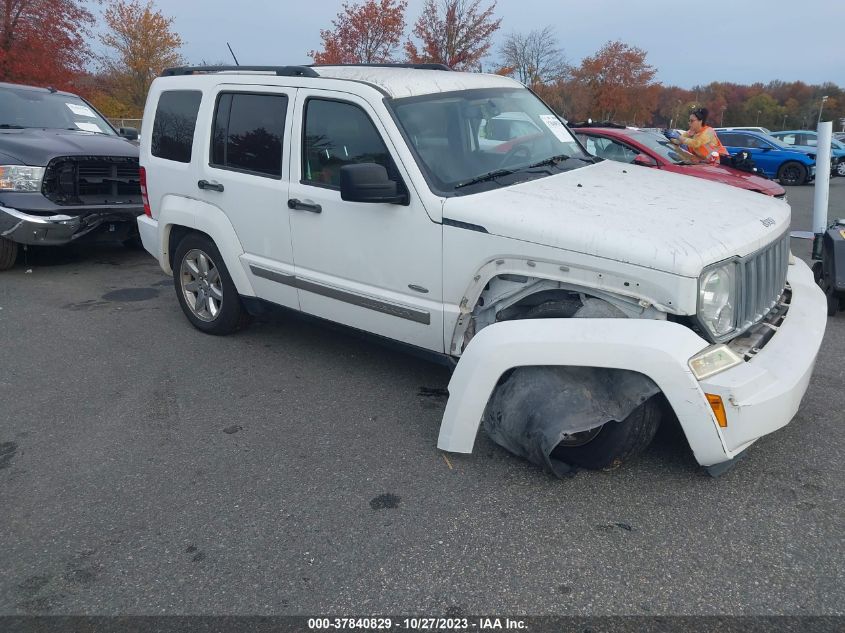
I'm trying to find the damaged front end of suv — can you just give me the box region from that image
[0,82,143,270]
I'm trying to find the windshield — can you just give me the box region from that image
[0,85,115,135]
[389,88,590,195]
[627,130,693,164]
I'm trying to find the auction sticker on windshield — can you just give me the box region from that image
[66,103,97,118]
[539,114,574,143]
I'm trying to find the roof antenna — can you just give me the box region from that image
[226,42,240,66]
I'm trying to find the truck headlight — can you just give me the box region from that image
[698,262,737,339]
[0,165,45,192]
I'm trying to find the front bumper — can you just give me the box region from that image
[437,258,827,468]
[700,256,828,457]
[0,204,143,245]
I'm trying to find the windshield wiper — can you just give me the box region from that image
[0,124,26,129]
[454,168,516,190]
[522,154,594,170]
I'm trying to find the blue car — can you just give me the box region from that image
[716,129,816,186]
[769,130,845,177]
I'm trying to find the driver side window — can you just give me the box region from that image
[302,99,392,188]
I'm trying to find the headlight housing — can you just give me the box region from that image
[0,165,46,192]
[698,261,738,340]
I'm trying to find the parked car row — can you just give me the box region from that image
[769,130,845,177]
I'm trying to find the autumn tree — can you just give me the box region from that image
[499,26,568,87]
[310,0,407,64]
[99,0,183,116]
[405,0,501,71]
[0,0,95,89]
[570,40,659,125]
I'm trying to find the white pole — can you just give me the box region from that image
[812,121,832,258]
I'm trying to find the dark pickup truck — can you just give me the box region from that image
[0,82,143,270]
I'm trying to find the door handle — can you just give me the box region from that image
[198,179,224,192]
[288,199,322,213]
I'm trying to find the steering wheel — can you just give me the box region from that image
[498,144,532,168]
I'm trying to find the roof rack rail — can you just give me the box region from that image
[161,66,319,78]
[310,63,452,71]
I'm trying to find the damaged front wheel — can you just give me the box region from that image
[550,397,663,470]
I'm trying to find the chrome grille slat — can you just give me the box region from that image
[737,234,789,334]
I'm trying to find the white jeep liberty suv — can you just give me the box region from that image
[138,64,827,476]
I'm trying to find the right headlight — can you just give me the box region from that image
[698,262,738,340]
[0,165,46,192]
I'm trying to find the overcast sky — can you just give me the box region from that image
[140,0,843,88]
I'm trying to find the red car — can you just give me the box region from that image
[573,126,786,197]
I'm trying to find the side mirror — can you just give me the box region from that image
[633,153,657,167]
[339,163,407,204]
[119,127,139,140]
[760,146,772,152]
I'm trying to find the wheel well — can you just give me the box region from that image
[454,274,665,354]
[167,225,213,270]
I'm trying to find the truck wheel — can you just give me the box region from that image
[777,161,807,186]
[550,397,663,470]
[521,298,662,470]
[172,233,249,335]
[0,237,18,271]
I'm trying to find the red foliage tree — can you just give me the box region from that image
[310,0,407,64]
[0,0,94,90]
[570,40,660,125]
[405,0,501,71]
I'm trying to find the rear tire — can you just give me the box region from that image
[777,161,808,186]
[172,233,249,335]
[0,237,18,271]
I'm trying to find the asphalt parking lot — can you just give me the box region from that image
[1,179,843,617]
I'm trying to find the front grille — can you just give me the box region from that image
[42,156,140,206]
[737,233,790,331]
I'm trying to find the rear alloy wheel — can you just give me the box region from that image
[777,161,808,186]
[173,234,249,335]
[837,160,845,177]
[0,237,18,271]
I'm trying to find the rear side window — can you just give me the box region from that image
[151,90,202,163]
[211,92,287,178]
[302,99,391,188]
[720,133,739,146]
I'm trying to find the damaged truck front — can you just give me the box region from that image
[385,84,829,476]
[430,156,828,474]
[0,82,143,270]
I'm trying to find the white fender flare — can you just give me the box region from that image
[437,318,731,467]
[156,195,255,297]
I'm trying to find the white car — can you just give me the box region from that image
[137,64,827,476]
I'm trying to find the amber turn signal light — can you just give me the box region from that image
[705,393,728,427]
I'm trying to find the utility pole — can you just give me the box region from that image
[756,110,761,125]
[720,105,727,126]
[782,114,787,130]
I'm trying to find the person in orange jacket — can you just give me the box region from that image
[670,107,729,163]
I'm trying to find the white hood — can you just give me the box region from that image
[442,160,791,278]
